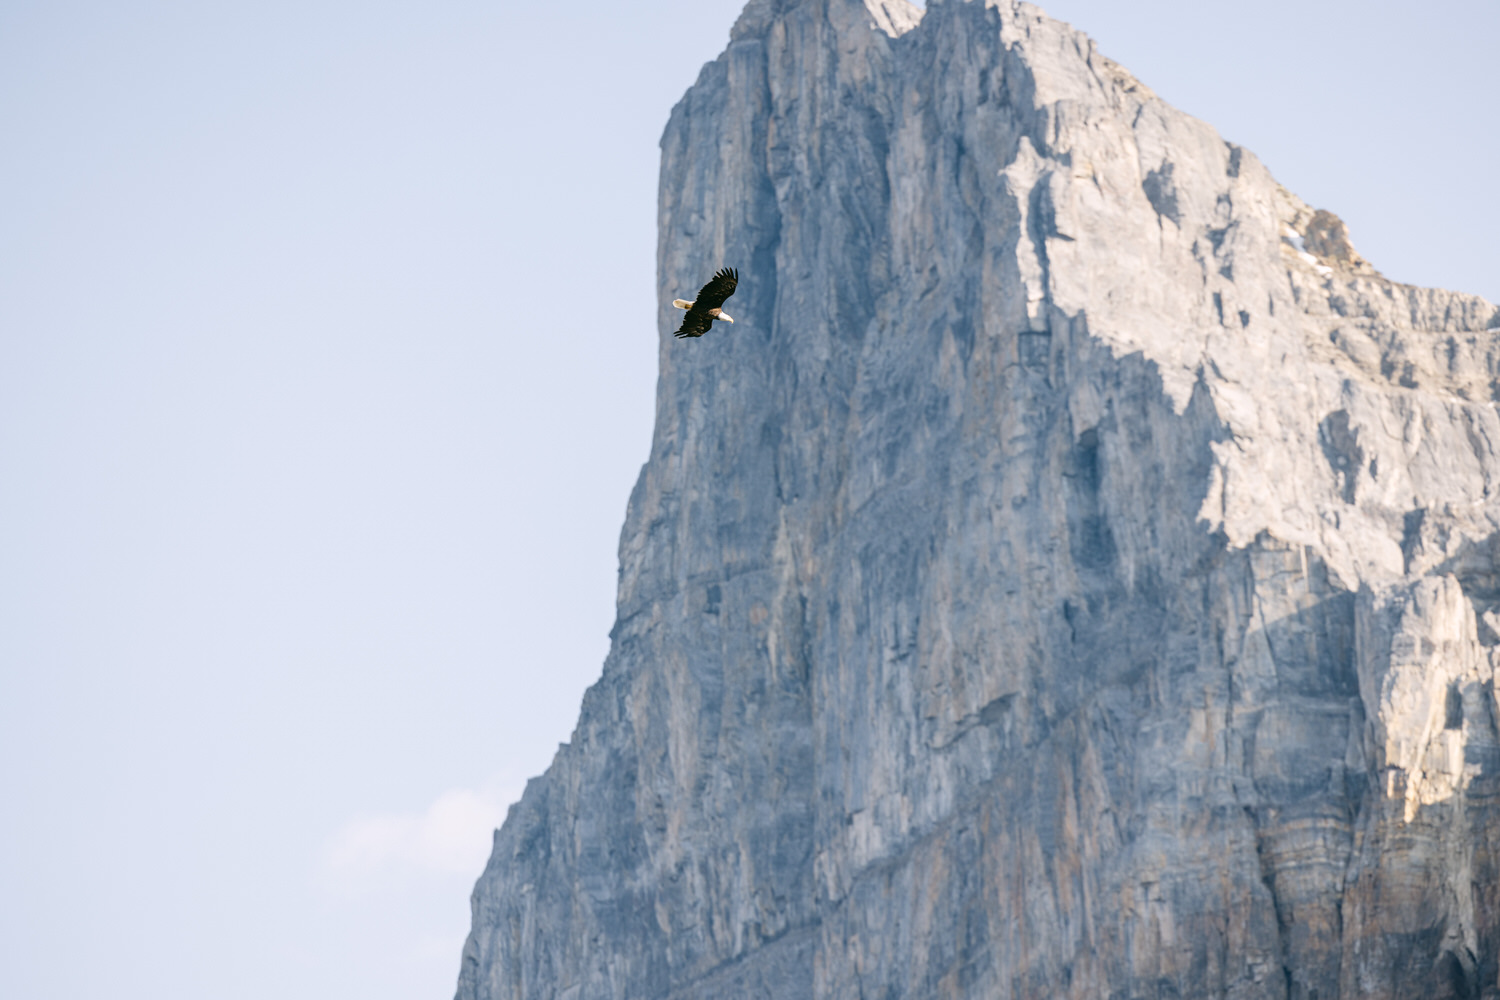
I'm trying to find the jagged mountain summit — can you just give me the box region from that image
[457,1,1500,998]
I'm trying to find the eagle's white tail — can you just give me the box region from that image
[672,299,693,309]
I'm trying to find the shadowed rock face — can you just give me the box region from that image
[456,2,1500,998]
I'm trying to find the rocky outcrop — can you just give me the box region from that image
[456,1,1500,997]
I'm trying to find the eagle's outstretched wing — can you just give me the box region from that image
[674,312,714,339]
[673,267,739,339]
[694,267,737,310]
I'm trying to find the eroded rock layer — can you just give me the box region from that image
[458,2,1500,997]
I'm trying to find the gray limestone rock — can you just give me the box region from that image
[457,1,1500,997]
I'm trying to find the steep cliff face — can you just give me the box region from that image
[457,2,1500,998]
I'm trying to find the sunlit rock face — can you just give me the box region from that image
[456,1,1500,998]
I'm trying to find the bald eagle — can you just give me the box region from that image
[672,268,738,338]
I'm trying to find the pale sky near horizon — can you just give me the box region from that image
[1,2,1494,999]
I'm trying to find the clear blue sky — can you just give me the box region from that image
[0,2,1493,999]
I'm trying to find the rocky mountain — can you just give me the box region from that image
[456,1,1500,997]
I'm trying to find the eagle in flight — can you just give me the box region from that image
[672,267,738,338]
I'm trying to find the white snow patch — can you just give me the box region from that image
[1291,248,1332,276]
[865,0,924,36]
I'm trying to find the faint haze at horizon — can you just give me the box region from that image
[0,2,1494,999]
